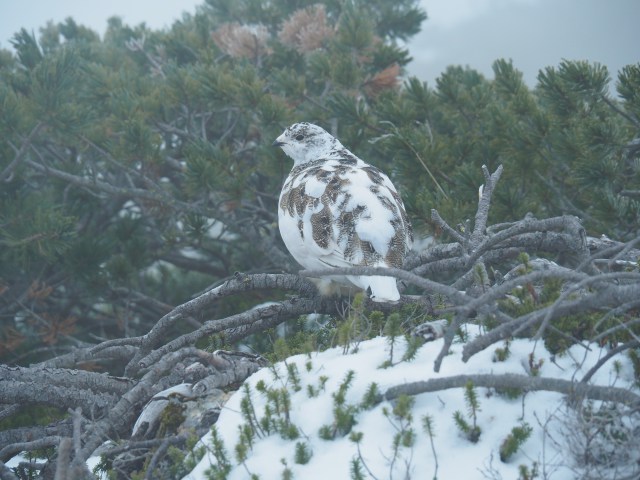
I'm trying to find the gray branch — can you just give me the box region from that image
[470,164,503,248]
[382,373,640,407]
[299,266,469,305]
[131,296,333,376]
[0,461,19,480]
[0,380,116,416]
[0,365,134,395]
[124,273,318,375]
[462,281,640,361]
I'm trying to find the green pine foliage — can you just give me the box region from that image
[244,377,300,441]
[205,426,232,480]
[493,339,511,362]
[453,381,482,443]
[319,370,358,439]
[350,457,366,480]
[422,414,439,479]
[629,349,640,386]
[294,441,312,465]
[381,312,403,367]
[500,422,533,462]
[384,394,416,451]
[360,382,381,410]
[0,0,637,369]
[518,462,540,480]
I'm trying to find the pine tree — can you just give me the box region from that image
[1,0,638,365]
[0,0,425,364]
[1,2,639,477]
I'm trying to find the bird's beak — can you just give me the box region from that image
[273,133,286,147]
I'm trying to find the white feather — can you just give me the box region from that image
[275,123,412,303]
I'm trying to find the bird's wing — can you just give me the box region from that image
[278,160,410,271]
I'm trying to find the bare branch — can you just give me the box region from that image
[466,215,589,270]
[35,344,139,370]
[0,405,20,422]
[0,461,19,480]
[0,380,116,415]
[431,209,464,243]
[94,436,187,458]
[462,282,640,361]
[0,365,134,395]
[131,296,332,375]
[124,273,318,374]
[383,373,640,407]
[579,340,640,385]
[77,347,202,462]
[53,438,72,480]
[0,436,63,463]
[144,438,172,480]
[470,164,503,248]
[0,422,73,453]
[299,266,469,304]
[533,271,640,339]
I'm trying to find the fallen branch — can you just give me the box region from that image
[382,373,640,407]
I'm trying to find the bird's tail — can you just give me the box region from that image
[348,275,400,303]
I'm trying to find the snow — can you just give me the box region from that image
[184,333,636,480]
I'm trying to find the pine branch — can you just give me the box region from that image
[601,94,640,127]
[24,156,207,216]
[0,437,63,464]
[299,266,470,305]
[77,347,202,462]
[620,189,640,198]
[1,122,44,182]
[470,164,503,248]
[124,273,318,374]
[462,281,640,362]
[533,271,640,339]
[129,295,335,376]
[431,209,464,243]
[0,365,134,395]
[382,373,640,407]
[80,135,172,194]
[0,380,117,416]
[160,250,229,277]
[580,340,640,385]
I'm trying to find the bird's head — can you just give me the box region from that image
[273,122,341,165]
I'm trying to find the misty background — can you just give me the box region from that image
[0,0,638,90]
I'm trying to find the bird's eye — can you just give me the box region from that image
[295,134,304,141]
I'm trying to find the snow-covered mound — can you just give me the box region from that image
[185,335,638,480]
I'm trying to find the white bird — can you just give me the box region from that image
[273,122,412,302]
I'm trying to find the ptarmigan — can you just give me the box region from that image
[273,122,412,302]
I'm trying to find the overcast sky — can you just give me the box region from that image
[0,0,638,91]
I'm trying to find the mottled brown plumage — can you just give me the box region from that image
[274,123,412,302]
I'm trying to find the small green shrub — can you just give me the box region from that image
[294,442,312,465]
[493,339,511,362]
[500,423,533,462]
[205,426,231,480]
[453,381,482,443]
[319,370,358,439]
